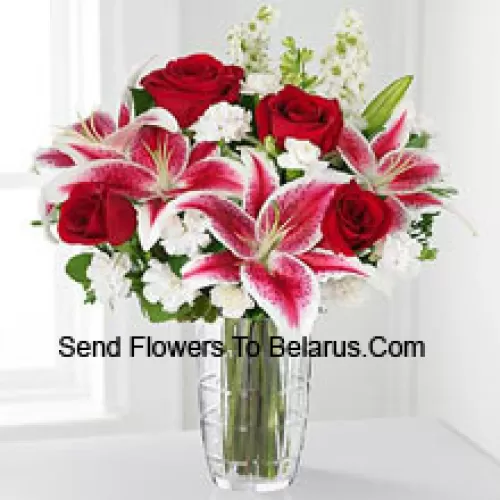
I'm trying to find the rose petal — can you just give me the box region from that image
[105,191,138,245]
[241,252,320,336]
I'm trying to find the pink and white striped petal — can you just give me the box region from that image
[65,143,124,162]
[371,112,409,159]
[182,251,242,288]
[34,148,76,169]
[173,193,256,259]
[298,249,369,281]
[188,142,218,166]
[338,126,376,177]
[241,252,320,336]
[379,151,441,193]
[130,128,189,177]
[137,199,169,251]
[103,108,179,152]
[42,159,156,204]
[174,158,244,197]
[242,149,279,219]
[396,192,442,209]
[74,111,116,140]
[118,103,131,128]
[256,179,335,255]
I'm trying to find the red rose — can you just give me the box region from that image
[255,85,344,154]
[58,183,137,246]
[141,53,244,128]
[321,181,393,256]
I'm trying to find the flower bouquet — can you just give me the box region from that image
[33,6,459,492]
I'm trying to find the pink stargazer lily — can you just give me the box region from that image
[42,126,244,249]
[35,107,179,169]
[176,150,368,335]
[338,112,443,209]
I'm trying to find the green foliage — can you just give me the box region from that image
[131,88,155,116]
[280,37,318,90]
[409,212,440,261]
[407,132,431,149]
[66,253,93,290]
[427,186,459,198]
[363,75,413,137]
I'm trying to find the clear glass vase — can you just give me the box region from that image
[197,318,311,492]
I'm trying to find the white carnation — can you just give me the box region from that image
[321,276,367,307]
[142,260,198,313]
[210,285,255,319]
[191,102,252,143]
[277,138,329,176]
[241,73,281,95]
[87,252,132,307]
[379,232,421,276]
[160,210,210,257]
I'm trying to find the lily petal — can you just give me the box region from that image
[371,112,409,159]
[137,199,168,251]
[242,149,279,218]
[188,142,218,166]
[42,159,156,204]
[174,158,244,197]
[338,126,376,177]
[65,143,124,162]
[379,150,441,193]
[257,179,335,255]
[103,108,179,151]
[130,127,189,177]
[397,192,442,209]
[182,251,242,288]
[34,147,76,169]
[173,193,256,259]
[298,249,368,281]
[74,111,116,140]
[241,252,320,336]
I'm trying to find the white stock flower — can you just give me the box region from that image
[277,138,329,176]
[160,210,210,257]
[319,9,371,119]
[191,102,252,143]
[321,276,367,307]
[142,260,197,313]
[210,284,255,319]
[87,253,132,307]
[379,232,421,276]
[227,5,278,73]
[241,73,281,95]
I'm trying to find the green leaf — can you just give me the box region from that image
[363,75,414,136]
[66,253,93,290]
[167,255,190,277]
[138,294,177,323]
[407,132,430,149]
[131,88,155,116]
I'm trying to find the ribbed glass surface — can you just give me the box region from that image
[198,318,311,492]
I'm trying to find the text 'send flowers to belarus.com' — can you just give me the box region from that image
[58,334,426,359]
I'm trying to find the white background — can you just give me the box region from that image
[0,0,498,463]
